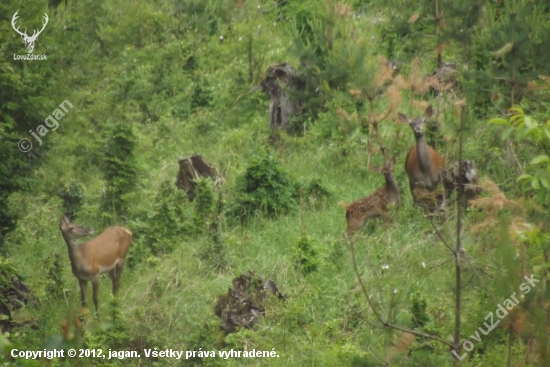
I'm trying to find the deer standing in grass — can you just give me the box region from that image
[398,105,445,207]
[339,156,400,237]
[60,215,132,313]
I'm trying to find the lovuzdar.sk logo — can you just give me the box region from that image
[11,10,48,61]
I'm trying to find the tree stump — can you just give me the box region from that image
[442,160,483,203]
[0,275,37,332]
[253,63,305,131]
[174,154,223,201]
[214,271,284,334]
[429,62,461,96]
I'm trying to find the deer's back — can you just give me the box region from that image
[78,226,132,265]
[347,187,394,216]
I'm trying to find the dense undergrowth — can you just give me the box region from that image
[1,0,550,366]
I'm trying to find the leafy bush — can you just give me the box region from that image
[58,182,85,220]
[227,153,297,220]
[294,235,319,276]
[198,192,229,272]
[45,253,65,301]
[287,1,370,117]
[410,291,430,328]
[83,298,129,365]
[100,122,138,217]
[191,85,212,110]
[299,178,332,209]
[489,107,550,203]
[131,180,190,264]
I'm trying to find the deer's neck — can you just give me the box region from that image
[384,173,399,196]
[61,233,80,262]
[415,134,433,173]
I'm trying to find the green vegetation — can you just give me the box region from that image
[1,0,549,366]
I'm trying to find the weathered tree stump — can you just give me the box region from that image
[214,271,284,334]
[430,62,461,96]
[252,63,305,131]
[174,154,223,201]
[0,275,37,332]
[442,160,483,203]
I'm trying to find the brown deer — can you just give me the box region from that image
[339,156,401,237]
[398,105,445,207]
[60,215,132,313]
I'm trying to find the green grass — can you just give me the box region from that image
[3,1,547,366]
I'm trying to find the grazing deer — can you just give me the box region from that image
[399,105,445,207]
[339,156,400,237]
[60,215,132,313]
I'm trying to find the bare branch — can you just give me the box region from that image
[347,238,454,348]
[427,216,455,253]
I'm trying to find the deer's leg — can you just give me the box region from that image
[381,209,390,229]
[347,214,368,237]
[409,182,417,205]
[346,227,356,238]
[78,279,88,309]
[108,269,117,295]
[114,260,125,295]
[91,275,100,313]
[345,217,358,237]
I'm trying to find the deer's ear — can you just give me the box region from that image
[389,156,397,166]
[424,105,433,118]
[62,214,71,224]
[397,113,409,123]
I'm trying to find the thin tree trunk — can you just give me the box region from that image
[453,104,466,366]
[435,0,442,67]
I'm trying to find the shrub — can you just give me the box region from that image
[294,235,319,276]
[100,122,138,217]
[83,298,129,364]
[298,178,332,209]
[198,192,229,272]
[227,153,297,220]
[130,180,190,264]
[410,291,430,328]
[45,253,65,301]
[58,182,85,220]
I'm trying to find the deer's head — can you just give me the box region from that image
[11,11,48,54]
[398,105,433,138]
[60,215,94,242]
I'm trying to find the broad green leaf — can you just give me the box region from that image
[530,155,550,165]
[489,118,510,125]
[515,127,526,141]
[541,178,550,189]
[517,174,533,182]
[543,128,550,141]
[524,116,535,128]
[531,177,540,189]
[538,189,548,203]
[524,127,540,138]
[509,107,524,115]
[501,127,515,141]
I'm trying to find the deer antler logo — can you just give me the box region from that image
[11,10,49,54]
